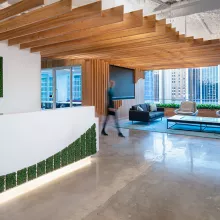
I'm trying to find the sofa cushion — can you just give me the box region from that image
[140,104,150,112]
[149,112,164,119]
[150,103,157,112]
[137,106,144,111]
[131,105,139,110]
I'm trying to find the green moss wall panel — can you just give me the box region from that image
[37,161,46,177]
[75,138,81,162]
[0,123,97,194]
[28,165,37,181]
[46,156,54,173]
[91,124,97,154]
[6,173,16,190]
[0,57,2,98]
[86,129,91,156]
[68,143,75,164]
[0,176,5,193]
[81,134,86,159]
[54,152,61,170]
[17,168,27,186]
[61,148,68,167]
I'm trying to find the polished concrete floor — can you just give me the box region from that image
[0,128,220,220]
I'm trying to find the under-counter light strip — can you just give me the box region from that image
[0,157,91,205]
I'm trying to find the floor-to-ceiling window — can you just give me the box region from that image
[41,69,53,109]
[72,65,82,106]
[56,68,71,108]
[144,65,220,104]
[41,65,82,110]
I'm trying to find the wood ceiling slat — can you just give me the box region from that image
[20,10,146,49]
[7,1,102,44]
[6,5,123,46]
[33,19,167,54]
[28,15,156,52]
[0,0,44,21]
[0,0,72,33]
[0,1,220,70]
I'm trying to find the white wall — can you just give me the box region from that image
[0,107,99,175]
[0,41,41,114]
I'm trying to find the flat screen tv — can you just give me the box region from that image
[109,65,135,100]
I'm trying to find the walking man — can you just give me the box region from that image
[101,80,125,137]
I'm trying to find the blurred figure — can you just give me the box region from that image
[101,80,125,137]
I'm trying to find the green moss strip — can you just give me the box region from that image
[54,152,61,170]
[61,148,68,167]
[0,176,5,193]
[6,173,16,190]
[17,168,27,186]
[86,129,91,156]
[91,124,97,154]
[81,134,86,159]
[28,165,37,181]
[37,161,46,177]
[68,143,75,164]
[75,138,81,162]
[46,156,54,173]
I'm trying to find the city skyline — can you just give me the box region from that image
[145,65,220,104]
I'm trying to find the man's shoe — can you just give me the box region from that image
[118,132,125,138]
[101,130,108,136]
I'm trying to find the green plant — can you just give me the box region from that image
[157,103,220,110]
[157,103,180,108]
[17,168,27,185]
[0,57,3,97]
[0,176,5,193]
[75,138,81,162]
[197,104,220,109]
[46,156,54,173]
[61,147,68,167]
[68,143,75,164]
[81,134,86,159]
[86,129,91,156]
[54,152,61,170]
[37,161,46,177]
[28,165,37,181]
[6,173,16,190]
[91,124,97,154]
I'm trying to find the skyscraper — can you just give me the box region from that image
[144,70,159,102]
[144,65,220,104]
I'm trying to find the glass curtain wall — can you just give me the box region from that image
[41,69,53,109]
[41,65,82,109]
[144,65,220,104]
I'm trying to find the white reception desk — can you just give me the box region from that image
[0,106,99,176]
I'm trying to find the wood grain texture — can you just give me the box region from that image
[0,0,72,33]
[0,0,44,21]
[11,5,123,48]
[7,1,102,44]
[21,10,144,50]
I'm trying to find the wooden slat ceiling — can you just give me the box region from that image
[1,0,220,70]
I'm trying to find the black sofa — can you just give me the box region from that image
[129,104,164,123]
